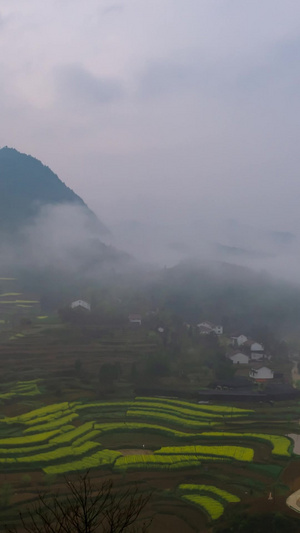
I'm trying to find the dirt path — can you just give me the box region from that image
[287,434,300,455]
[291,361,300,387]
[287,489,300,513]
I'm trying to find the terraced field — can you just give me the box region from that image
[0,386,298,531]
[178,483,240,520]
[0,379,41,401]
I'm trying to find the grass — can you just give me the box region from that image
[127,409,217,428]
[178,484,240,503]
[43,449,121,474]
[0,396,291,483]
[135,397,253,414]
[114,454,204,472]
[155,445,254,462]
[199,431,292,456]
[182,494,224,520]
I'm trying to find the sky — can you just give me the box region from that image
[1,1,300,268]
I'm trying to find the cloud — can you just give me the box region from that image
[2,0,300,284]
[0,203,123,278]
[55,64,125,106]
[138,59,200,99]
[137,32,300,104]
[102,4,124,16]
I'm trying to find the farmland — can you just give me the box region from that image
[0,325,299,532]
[0,386,299,532]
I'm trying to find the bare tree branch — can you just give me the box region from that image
[6,471,151,533]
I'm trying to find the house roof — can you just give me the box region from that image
[128,314,142,320]
[71,300,90,309]
[198,321,215,328]
[250,365,272,372]
[230,353,249,359]
[198,324,211,330]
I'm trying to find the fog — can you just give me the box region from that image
[0,200,298,287]
[0,204,131,278]
[108,213,300,283]
[1,1,300,282]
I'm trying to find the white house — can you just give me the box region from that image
[213,324,223,335]
[197,321,223,335]
[229,352,250,365]
[249,366,274,381]
[231,334,248,347]
[251,342,264,352]
[70,300,91,311]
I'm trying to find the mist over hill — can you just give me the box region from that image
[2,145,300,332]
[109,216,299,282]
[0,147,132,283]
[0,147,108,235]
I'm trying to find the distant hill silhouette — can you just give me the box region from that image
[0,147,108,234]
[0,147,135,287]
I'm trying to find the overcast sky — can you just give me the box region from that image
[1,1,300,242]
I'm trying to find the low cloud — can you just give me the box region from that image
[55,64,125,106]
[0,203,126,278]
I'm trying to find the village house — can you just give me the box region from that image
[241,340,265,360]
[128,314,142,326]
[197,324,213,335]
[197,321,223,335]
[70,300,91,311]
[229,352,250,365]
[230,334,248,347]
[250,342,265,360]
[249,366,274,382]
[250,341,264,353]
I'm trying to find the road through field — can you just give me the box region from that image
[287,489,300,513]
[287,434,300,455]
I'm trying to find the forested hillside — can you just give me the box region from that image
[0,147,108,234]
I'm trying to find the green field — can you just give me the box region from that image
[0,383,298,532]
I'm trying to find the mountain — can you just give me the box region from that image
[0,147,108,235]
[0,147,134,289]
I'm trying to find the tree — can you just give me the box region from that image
[98,363,120,387]
[7,471,150,533]
[144,354,170,378]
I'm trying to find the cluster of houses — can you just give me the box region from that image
[228,334,275,382]
[70,304,278,384]
[196,322,276,383]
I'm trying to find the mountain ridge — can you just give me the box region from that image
[0,146,108,235]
